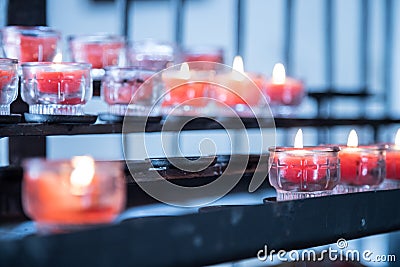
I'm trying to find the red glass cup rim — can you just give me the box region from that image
[337,144,384,152]
[0,58,18,65]
[21,62,92,70]
[68,33,125,44]
[1,25,61,37]
[269,146,340,153]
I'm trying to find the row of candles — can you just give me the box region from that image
[270,128,399,201]
[0,26,305,117]
[21,128,400,233]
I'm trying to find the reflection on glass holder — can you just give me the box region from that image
[335,145,386,194]
[20,62,92,115]
[0,26,61,63]
[0,58,19,115]
[101,66,162,116]
[269,146,340,201]
[22,157,126,234]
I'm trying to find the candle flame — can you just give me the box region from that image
[294,129,303,148]
[272,63,286,84]
[70,156,95,189]
[180,63,191,79]
[347,129,358,147]
[395,129,400,146]
[52,52,63,63]
[232,55,245,74]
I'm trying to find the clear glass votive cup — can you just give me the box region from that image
[22,157,126,234]
[373,144,399,190]
[263,78,305,117]
[20,62,92,115]
[68,34,126,77]
[268,146,340,201]
[0,58,18,115]
[0,26,61,63]
[127,40,175,71]
[101,66,162,116]
[335,145,386,194]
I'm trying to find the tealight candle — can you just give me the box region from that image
[22,157,126,234]
[101,66,162,116]
[20,62,92,115]
[264,63,305,116]
[335,129,386,194]
[68,34,126,72]
[0,26,61,63]
[0,58,18,115]
[269,129,340,201]
[161,62,214,115]
[213,56,267,117]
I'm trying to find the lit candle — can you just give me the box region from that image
[22,157,126,233]
[269,129,340,200]
[20,62,92,115]
[264,63,305,107]
[338,129,385,192]
[162,62,212,109]
[213,56,261,107]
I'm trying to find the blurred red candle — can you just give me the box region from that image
[213,56,261,106]
[162,63,211,107]
[20,35,58,63]
[264,63,304,106]
[22,157,126,233]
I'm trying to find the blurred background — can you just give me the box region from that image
[2,0,400,164]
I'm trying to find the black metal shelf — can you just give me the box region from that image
[0,189,399,267]
[1,117,400,138]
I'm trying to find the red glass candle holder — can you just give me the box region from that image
[68,34,125,78]
[263,77,305,117]
[20,62,92,115]
[101,66,161,116]
[269,146,340,201]
[213,69,269,117]
[22,157,126,234]
[161,62,215,116]
[0,26,61,63]
[335,145,386,194]
[0,58,18,115]
[127,40,175,71]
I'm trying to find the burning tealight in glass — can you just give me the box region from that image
[22,157,126,234]
[269,129,340,201]
[335,129,386,194]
